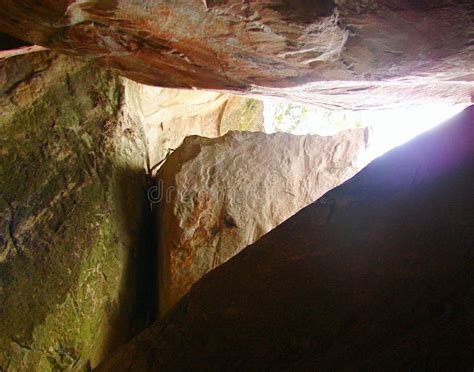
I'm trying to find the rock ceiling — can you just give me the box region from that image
[0,1,473,109]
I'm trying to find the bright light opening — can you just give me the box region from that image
[264,100,465,166]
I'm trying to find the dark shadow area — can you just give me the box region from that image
[118,167,157,333]
[0,32,32,50]
[128,174,157,334]
[94,167,157,364]
[268,0,335,22]
[207,0,334,21]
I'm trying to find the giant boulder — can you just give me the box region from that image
[0,49,264,370]
[157,129,367,315]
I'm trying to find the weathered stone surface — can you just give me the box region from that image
[157,129,367,316]
[99,106,474,371]
[0,51,151,370]
[0,1,472,109]
[123,81,263,174]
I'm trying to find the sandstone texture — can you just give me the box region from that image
[124,81,263,174]
[157,129,367,315]
[99,107,474,371]
[0,51,151,370]
[0,1,473,109]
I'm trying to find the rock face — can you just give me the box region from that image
[124,81,264,174]
[0,1,473,109]
[157,130,367,316]
[0,48,264,370]
[99,106,474,371]
[0,51,151,370]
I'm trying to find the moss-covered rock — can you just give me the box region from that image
[0,52,150,370]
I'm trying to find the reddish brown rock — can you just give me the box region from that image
[156,129,367,316]
[98,106,474,371]
[0,1,473,109]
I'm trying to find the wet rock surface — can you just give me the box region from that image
[99,106,474,371]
